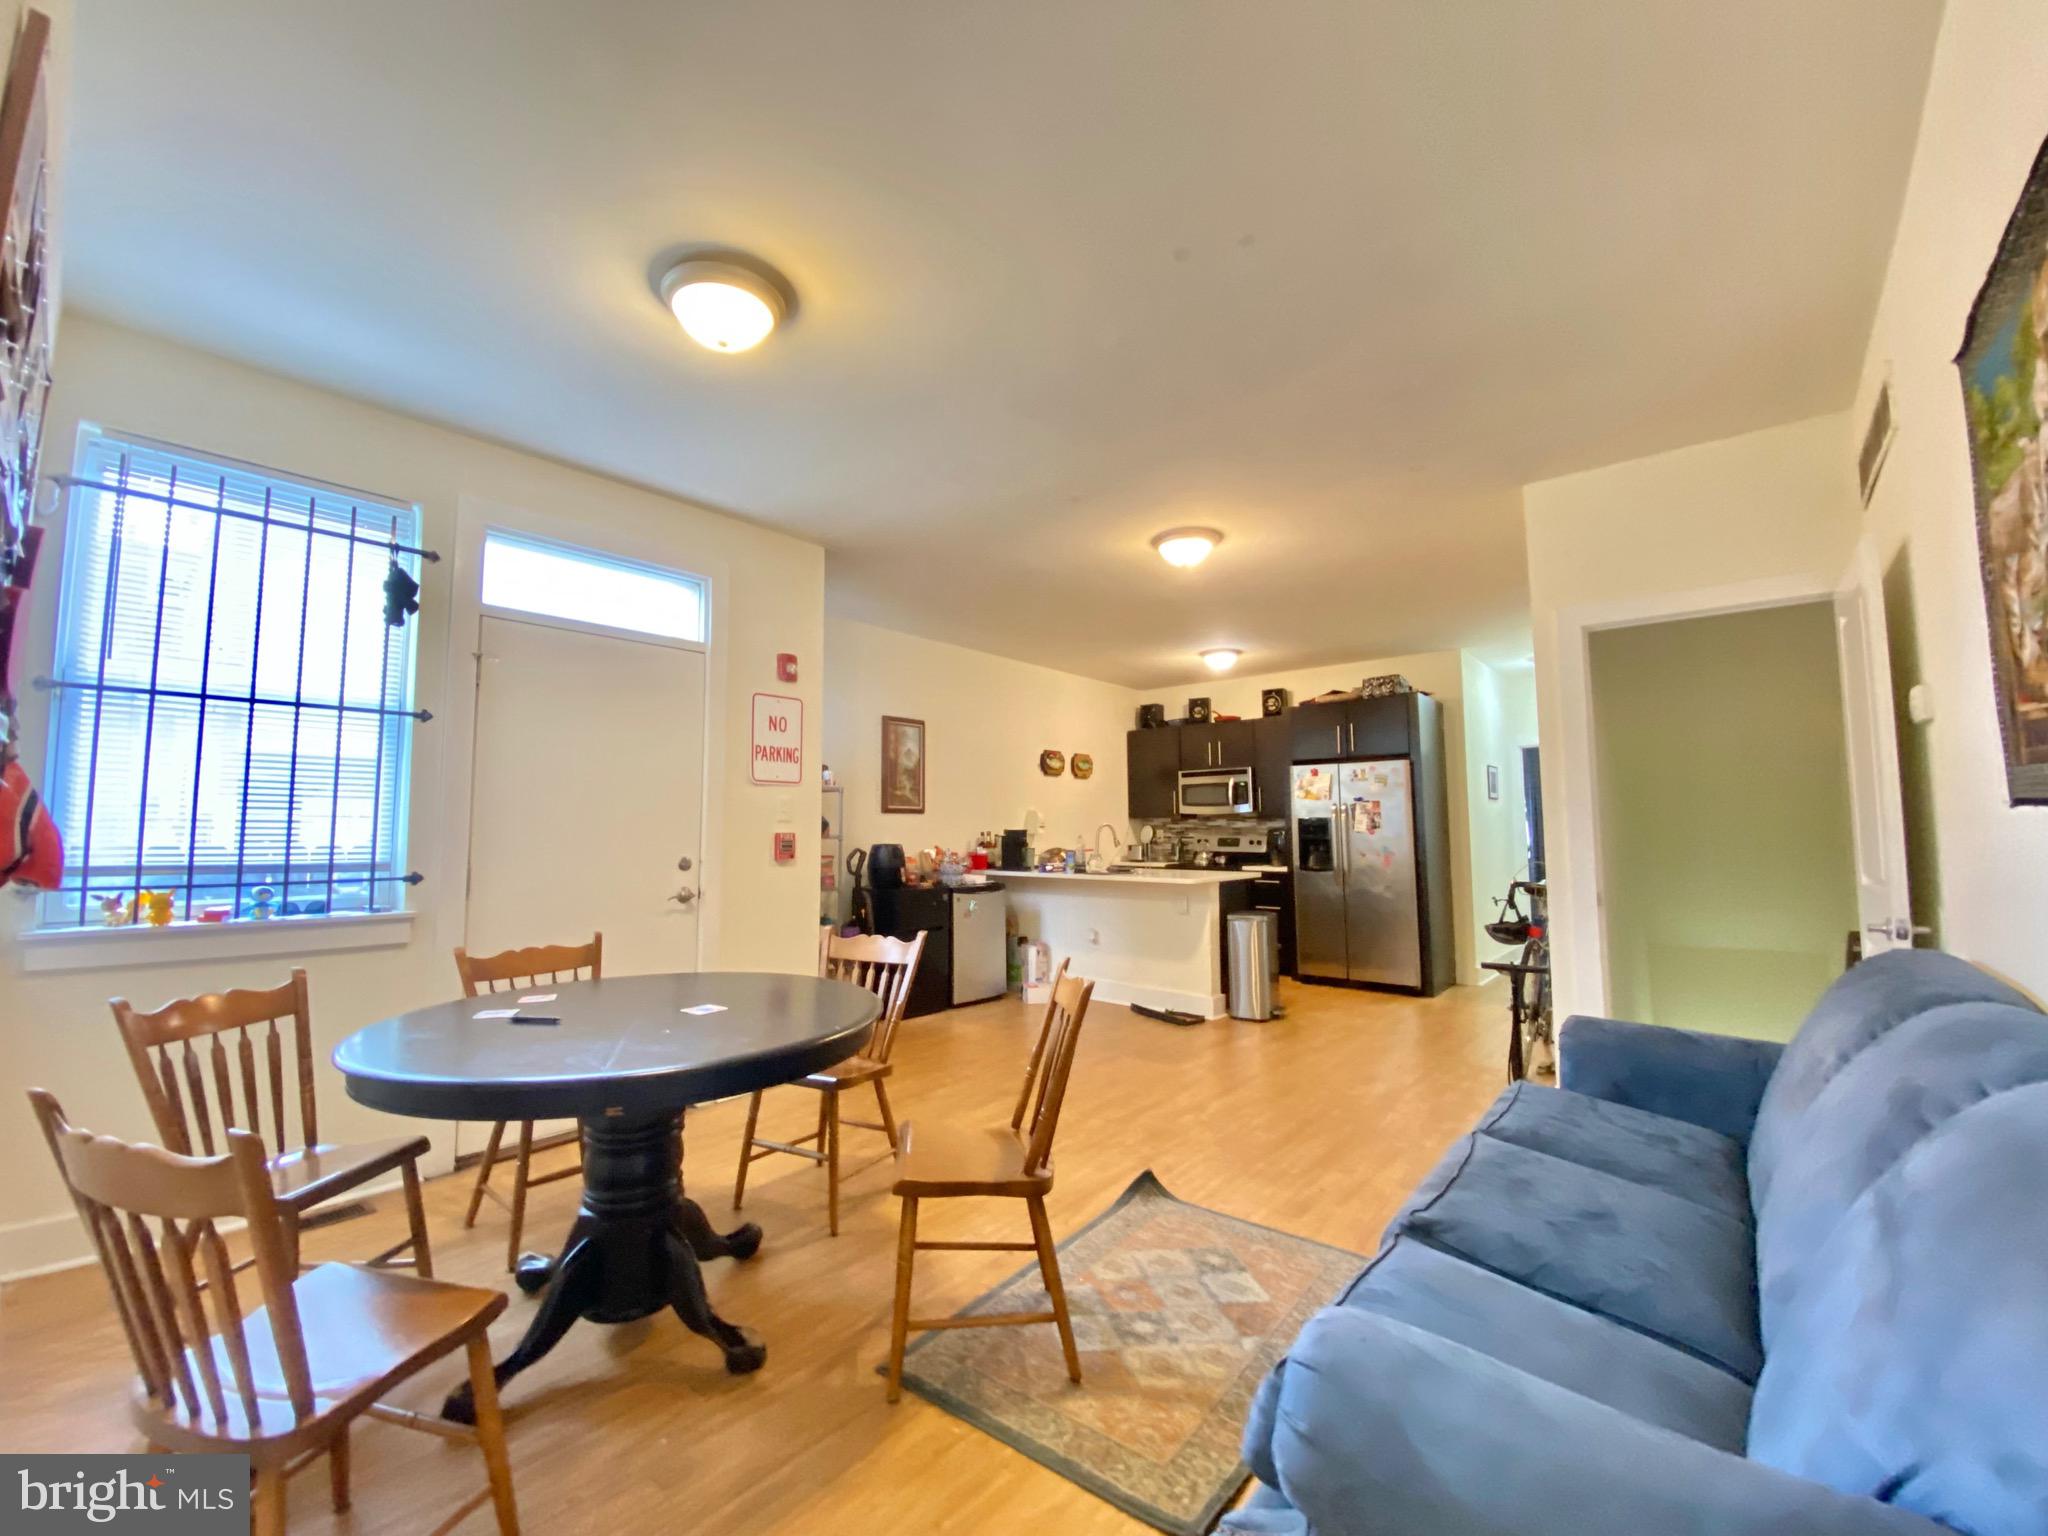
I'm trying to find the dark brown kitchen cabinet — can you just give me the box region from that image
[1127,727,1181,819]
[1253,715,1290,818]
[1290,694,1415,761]
[1290,699,1350,761]
[1178,719,1257,770]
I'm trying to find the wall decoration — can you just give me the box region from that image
[0,10,60,889]
[880,715,925,813]
[1955,130,2048,804]
[1038,749,1065,777]
[1070,752,1094,780]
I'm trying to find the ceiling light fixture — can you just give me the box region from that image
[659,257,788,353]
[1151,527,1222,568]
[1200,647,1242,673]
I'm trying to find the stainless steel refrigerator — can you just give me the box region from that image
[1292,759,1426,988]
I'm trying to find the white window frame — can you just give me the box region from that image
[21,426,424,967]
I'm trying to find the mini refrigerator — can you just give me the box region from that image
[868,882,1008,1015]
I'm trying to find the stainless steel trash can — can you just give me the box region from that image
[1227,910,1276,1021]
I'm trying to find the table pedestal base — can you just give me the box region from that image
[443,1109,762,1422]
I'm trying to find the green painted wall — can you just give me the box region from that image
[1590,602,1858,1040]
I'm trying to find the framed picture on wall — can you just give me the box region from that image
[1956,129,2048,804]
[880,715,925,814]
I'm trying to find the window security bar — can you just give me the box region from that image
[48,449,424,929]
[49,473,442,563]
[32,674,433,722]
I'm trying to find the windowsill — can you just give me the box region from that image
[18,910,417,973]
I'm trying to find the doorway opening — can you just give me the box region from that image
[1587,600,1857,1040]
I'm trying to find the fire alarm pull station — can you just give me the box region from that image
[774,831,797,862]
[776,653,798,683]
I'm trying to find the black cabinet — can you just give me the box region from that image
[1180,719,1257,770]
[1253,716,1290,819]
[1127,727,1181,819]
[868,886,952,1018]
[1247,870,1296,977]
[1289,694,1416,762]
[1349,695,1410,757]
[1290,700,1349,761]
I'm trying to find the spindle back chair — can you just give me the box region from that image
[733,929,927,1234]
[885,968,1095,1400]
[454,934,601,1272]
[111,969,431,1276]
[28,1089,519,1536]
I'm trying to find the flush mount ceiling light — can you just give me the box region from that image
[659,257,788,353]
[1151,527,1223,568]
[1200,647,1242,673]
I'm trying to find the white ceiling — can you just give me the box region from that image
[63,1,1941,688]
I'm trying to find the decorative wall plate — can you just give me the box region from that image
[1039,749,1065,777]
[1070,752,1094,779]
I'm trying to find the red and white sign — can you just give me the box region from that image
[751,693,804,784]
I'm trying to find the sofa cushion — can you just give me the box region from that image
[1748,1084,2048,1533]
[1748,949,2033,1211]
[1477,1080,1750,1222]
[1336,1235,1752,1450]
[1390,1134,1761,1380]
[1755,1001,2048,1345]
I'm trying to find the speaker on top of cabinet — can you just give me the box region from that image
[1261,687,1290,717]
[1136,702,1167,729]
[1186,697,1212,723]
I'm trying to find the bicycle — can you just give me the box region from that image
[1481,877,1552,1081]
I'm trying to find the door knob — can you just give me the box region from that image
[676,856,694,872]
[671,888,698,906]
[1866,919,1930,943]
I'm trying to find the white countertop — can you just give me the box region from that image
[997,867,1258,885]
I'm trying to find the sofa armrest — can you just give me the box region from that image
[1259,1307,1947,1536]
[1559,1014,1783,1143]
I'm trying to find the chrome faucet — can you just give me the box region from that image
[1095,824,1124,859]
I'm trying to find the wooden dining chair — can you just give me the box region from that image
[28,1089,520,1536]
[732,929,927,1235]
[886,964,1092,1402]
[454,934,601,1271]
[111,969,432,1279]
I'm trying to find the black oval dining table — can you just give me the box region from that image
[333,971,879,1421]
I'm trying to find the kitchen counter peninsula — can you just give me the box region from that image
[1000,866,1256,1018]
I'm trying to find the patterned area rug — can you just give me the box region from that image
[893,1170,1363,1534]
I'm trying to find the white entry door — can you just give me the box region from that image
[1834,541,1915,957]
[466,614,707,973]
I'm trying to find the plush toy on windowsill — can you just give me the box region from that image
[0,749,61,890]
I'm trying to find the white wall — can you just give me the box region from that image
[1522,412,1865,1014]
[1845,0,2048,1004]
[823,617,1133,876]
[1,315,825,1274]
[1139,648,1534,986]
[1461,654,1541,969]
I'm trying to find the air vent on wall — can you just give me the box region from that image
[1859,377,1896,506]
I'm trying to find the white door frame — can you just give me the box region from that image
[432,495,725,974]
[1544,570,1843,1020]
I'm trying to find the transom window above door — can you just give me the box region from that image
[37,428,424,931]
[479,529,707,643]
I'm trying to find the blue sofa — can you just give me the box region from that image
[1224,949,2048,1535]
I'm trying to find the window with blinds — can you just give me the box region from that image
[38,428,423,930]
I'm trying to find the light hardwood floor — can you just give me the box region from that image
[0,978,1505,1534]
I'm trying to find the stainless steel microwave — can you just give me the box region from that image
[1177,766,1255,817]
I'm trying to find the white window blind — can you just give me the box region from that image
[39,428,423,929]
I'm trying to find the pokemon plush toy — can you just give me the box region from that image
[0,752,61,889]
